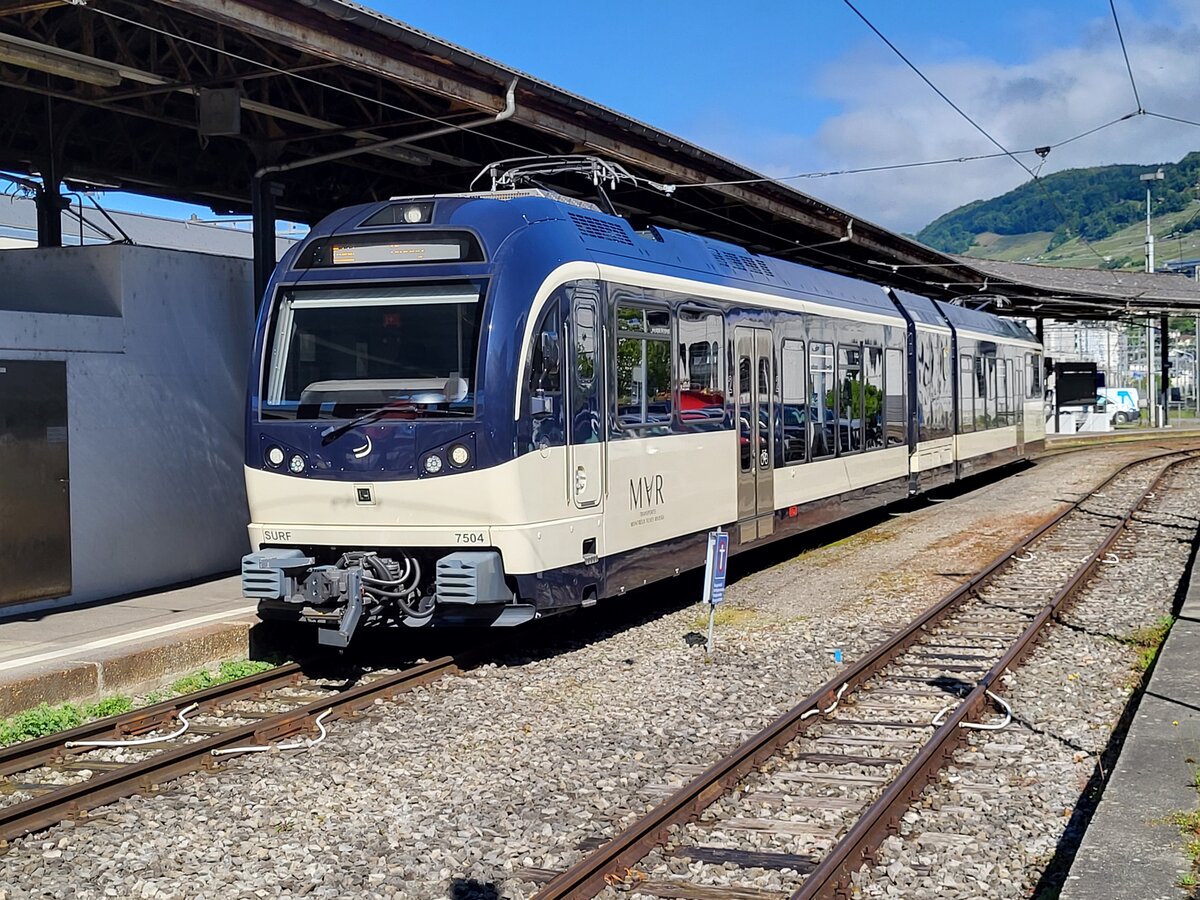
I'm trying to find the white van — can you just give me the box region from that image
[1097,387,1140,424]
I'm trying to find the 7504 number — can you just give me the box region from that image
[455,532,486,544]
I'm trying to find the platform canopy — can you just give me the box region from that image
[2,0,1199,319]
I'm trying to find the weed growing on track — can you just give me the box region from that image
[0,658,277,747]
[0,696,134,746]
[169,659,273,694]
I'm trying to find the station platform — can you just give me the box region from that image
[1060,550,1200,898]
[1043,423,1200,450]
[0,577,260,717]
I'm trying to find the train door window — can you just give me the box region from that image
[960,354,975,433]
[863,345,884,450]
[781,340,806,464]
[757,355,771,470]
[1007,359,1018,424]
[614,304,671,434]
[739,352,752,471]
[838,344,863,455]
[978,356,995,430]
[677,309,725,430]
[971,356,986,430]
[572,298,599,442]
[884,347,905,446]
[808,341,834,460]
[996,357,1009,426]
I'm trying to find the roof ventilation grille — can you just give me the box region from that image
[711,248,773,278]
[568,212,634,246]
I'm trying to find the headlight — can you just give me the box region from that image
[402,204,426,224]
[423,454,443,474]
[266,446,285,467]
[448,444,470,468]
[289,454,306,474]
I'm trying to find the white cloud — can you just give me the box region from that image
[694,9,1200,234]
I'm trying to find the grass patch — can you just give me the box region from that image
[1164,767,1200,892]
[690,604,757,630]
[0,658,277,748]
[1119,615,1174,675]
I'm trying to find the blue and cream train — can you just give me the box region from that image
[240,189,1044,646]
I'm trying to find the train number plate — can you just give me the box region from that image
[455,532,486,544]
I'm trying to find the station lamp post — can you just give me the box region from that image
[1142,169,1164,273]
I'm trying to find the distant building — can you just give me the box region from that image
[0,195,299,258]
[1161,258,1200,279]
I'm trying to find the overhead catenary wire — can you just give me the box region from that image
[83,0,1192,302]
[840,0,1118,274]
[670,112,1140,189]
[1109,0,1144,112]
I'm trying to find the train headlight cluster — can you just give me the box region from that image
[289,454,306,474]
[448,444,471,468]
[265,446,285,468]
[402,204,429,224]
[422,454,443,475]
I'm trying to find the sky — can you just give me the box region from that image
[13,0,1200,237]
[366,0,1200,234]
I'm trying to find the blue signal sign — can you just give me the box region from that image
[705,530,730,606]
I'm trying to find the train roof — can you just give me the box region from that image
[297,193,1044,341]
[889,289,948,329]
[933,300,1037,344]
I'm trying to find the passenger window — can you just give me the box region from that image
[1026,352,1044,399]
[529,304,563,445]
[838,344,863,454]
[529,306,561,396]
[809,341,834,460]
[960,355,975,433]
[614,304,672,434]
[781,340,806,465]
[884,348,905,446]
[677,309,725,430]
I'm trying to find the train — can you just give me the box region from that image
[240,185,1045,647]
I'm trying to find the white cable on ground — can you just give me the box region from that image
[66,703,199,748]
[930,690,1013,731]
[210,710,332,757]
[801,683,849,719]
[1014,552,1036,562]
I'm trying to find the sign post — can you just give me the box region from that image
[702,528,730,654]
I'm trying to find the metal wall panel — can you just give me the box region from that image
[0,360,71,605]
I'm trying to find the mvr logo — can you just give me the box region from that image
[629,474,665,510]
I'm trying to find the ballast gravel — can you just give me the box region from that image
[850,457,1200,900]
[0,443,1194,900]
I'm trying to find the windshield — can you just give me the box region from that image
[260,282,482,420]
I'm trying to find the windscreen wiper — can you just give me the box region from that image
[321,403,417,446]
[320,402,468,446]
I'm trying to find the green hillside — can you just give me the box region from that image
[916,152,1200,269]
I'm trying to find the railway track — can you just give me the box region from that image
[530,451,1197,900]
[0,649,482,846]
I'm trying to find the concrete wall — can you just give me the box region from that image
[0,244,252,608]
